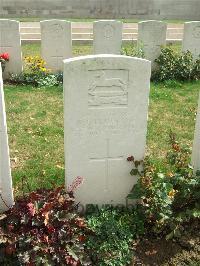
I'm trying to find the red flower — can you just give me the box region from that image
[127,156,134,162]
[5,244,16,255]
[78,235,86,242]
[0,53,9,61]
[47,225,55,234]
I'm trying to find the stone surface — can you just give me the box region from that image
[182,22,200,58]
[191,93,200,172]
[19,22,184,43]
[64,54,151,206]
[93,20,123,54]
[0,63,14,212]
[138,20,167,69]
[1,0,200,21]
[0,19,22,78]
[41,20,72,72]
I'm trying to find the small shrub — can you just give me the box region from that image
[128,132,200,239]
[0,187,91,265]
[152,47,200,81]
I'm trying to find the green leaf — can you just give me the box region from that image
[130,169,139,176]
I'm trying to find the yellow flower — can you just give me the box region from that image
[168,189,177,199]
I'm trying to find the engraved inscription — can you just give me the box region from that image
[73,113,135,137]
[193,26,200,38]
[104,25,115,39]
[45,23,64,38]
[88,69,129,107]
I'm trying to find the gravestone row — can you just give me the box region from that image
[1,19,200,75]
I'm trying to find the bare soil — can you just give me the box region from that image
[132,221,200,266]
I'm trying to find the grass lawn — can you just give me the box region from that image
[22,43,181,59]
[4,81,199,194]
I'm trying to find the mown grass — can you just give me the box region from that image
[22,43,93,57]
[22,43,181,58]
[4,80,199,195]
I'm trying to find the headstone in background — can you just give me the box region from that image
[64,54,151,206]
[0,63,14,212]
[41,20,72,72]
[93,20,123,54]
[0,19,22,78]
[138,20,167,69]
[182,21,200,59]
[191,93,200,173]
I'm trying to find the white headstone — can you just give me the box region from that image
[93,20,123,54]
[182,22,200,59]
[0,19,22,78]
[64,55,151,206]
[41,20,72,72]
[191,93,200,173]
[0,63,14,212]
[138,20,167,69]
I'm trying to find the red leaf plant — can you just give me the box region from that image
[0,184,92,265]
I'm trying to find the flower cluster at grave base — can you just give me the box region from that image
[24,55,49,73]
[9,55,63,87]
[0,186,92,265]
[128,131,200,239]
[0,53,9,72]
[0,53,9,62]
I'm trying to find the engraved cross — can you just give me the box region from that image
[89,138,123,182]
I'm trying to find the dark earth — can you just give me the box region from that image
[132,220,200,266]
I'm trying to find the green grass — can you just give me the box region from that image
[4,81,200,195]
[22,43,181,59]
[22,43,92,57]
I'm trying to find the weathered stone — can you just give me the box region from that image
[182,21,200,58]
[93,20,123,54]
[138,20,167,69]
[64,54,151,206]
[0,19,22,78]
[192,93,200,173]
[0,63,14,212]
[41,20,72,72]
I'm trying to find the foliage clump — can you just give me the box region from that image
[0,187,91,265]
[9,56,63,87]
[128,132,200,239]
[153,47,200,81]
[122,42,144,58]
[86,206,145,266]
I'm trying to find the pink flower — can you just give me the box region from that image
[67,176,84,192]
